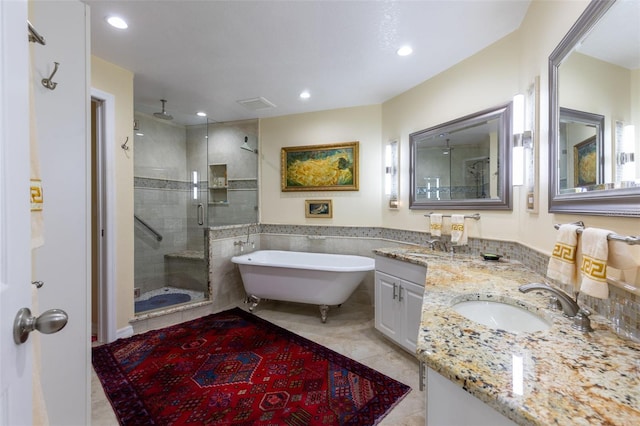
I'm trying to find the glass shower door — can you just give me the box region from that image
[133,112,209,314]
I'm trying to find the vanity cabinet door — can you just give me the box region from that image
[399,281,425,353]
[375,271,402,341]
[374,256,427,354]
[375,270,426,354]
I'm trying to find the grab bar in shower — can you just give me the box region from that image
[134,215,163,242]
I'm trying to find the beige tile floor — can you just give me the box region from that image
[91,299,425,425]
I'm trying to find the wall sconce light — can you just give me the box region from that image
[385,140,399,208]
[618,124,636,182]
[512,94,531,187]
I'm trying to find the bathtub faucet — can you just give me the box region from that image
[245,223,257,248]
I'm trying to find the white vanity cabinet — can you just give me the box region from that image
[426,367,517,425]
[374,255,427,353]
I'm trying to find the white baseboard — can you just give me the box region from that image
[116,325,134,339]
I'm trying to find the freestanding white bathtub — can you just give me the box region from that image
[231,250,374,322]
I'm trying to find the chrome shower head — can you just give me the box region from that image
[240,136,257,153]
[153,99,173,120]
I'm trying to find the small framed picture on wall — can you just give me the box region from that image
[305,200,332,218]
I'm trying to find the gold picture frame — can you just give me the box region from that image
[305,200,332,218]
[281,141,359,191]
[573,136,597,187]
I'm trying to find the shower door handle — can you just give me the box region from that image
[197,203,204,226]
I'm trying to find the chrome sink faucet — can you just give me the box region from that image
[519,283,593,332]
[426,239,448,252]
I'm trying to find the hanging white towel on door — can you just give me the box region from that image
[30,49,44,249]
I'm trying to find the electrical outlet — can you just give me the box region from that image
[134,288,140,298]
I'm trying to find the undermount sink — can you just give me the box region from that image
[452,299,551,333]
[406,252,440,258]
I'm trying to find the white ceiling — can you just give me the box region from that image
[84,0,532,125]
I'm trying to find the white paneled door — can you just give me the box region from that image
[0,1,90,425]
[30,1,91,424]
[0,1,33,424]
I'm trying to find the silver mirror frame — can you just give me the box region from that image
[409,103,512,210]
[549,0,640,216]
[559,107,605,190]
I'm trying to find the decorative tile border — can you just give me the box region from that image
[228,179,257,190]
[134,176,205,191]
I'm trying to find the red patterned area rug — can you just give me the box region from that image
[92,307,410,425]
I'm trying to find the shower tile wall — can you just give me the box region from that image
[198,119,259,226]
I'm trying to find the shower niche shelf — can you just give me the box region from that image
[208,163,228,205]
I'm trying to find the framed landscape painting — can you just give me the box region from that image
[281,141,359,191]
[573,136,597,187]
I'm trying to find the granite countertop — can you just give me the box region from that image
[373,247,640,426]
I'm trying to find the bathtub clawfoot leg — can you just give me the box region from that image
[319,305,329,323]
[247,295,261,312]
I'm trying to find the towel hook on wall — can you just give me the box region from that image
[41,62,59,90]
[121,136,130,151]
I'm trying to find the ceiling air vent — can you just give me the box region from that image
[237,97,276,111]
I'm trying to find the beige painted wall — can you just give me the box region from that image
[91,56,134,330]
[515,0,638,253]
[381,31,521,241]
[260,105,382,225]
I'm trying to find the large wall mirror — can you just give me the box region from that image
[409,103,512,210]
[549,0,640,216]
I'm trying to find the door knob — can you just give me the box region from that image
[13,307,68,344]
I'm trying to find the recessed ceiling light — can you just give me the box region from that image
[106,16,128,30]
[299,90,311,100]
[196,112,207,117]
[397,46,413,56]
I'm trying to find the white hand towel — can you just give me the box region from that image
[30,49,44,249]
[607,240,637,270]
[579,228,610,299]
[546,224,580,290]
[451,214,467,246]
[429,214,442,237]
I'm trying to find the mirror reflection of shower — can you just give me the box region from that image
[467,157,490,198]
